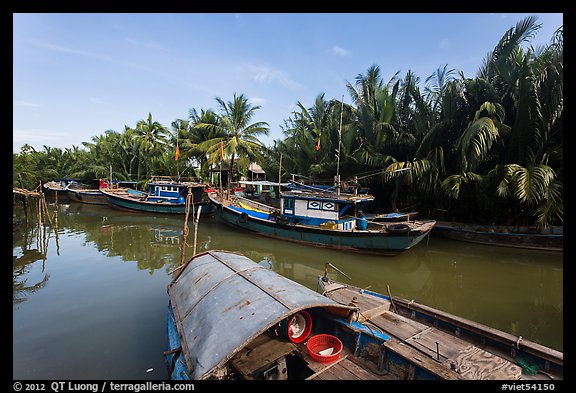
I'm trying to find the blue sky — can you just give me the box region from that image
[13,13,563,153]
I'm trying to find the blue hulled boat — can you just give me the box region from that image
[165,250,563,380]
[208,186,435,254]
[100,176,213,215]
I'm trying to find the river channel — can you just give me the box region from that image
[12,201,563,380]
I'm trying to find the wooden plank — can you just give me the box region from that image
[384,340,465,380]
[357,303,391,323]
[327,288,385,311]
[315,361,361,380]
[405,326,470,361]
[341,357,388,380]
[393,296,563,365]
[369,311,429,341]
[322,282,346,293]
[230,333,297,377]
[299,343,349,375]
[454,345,523,380]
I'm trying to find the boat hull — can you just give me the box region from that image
[103,189,214,215]
[210,194,433,254]
[67,189,107,205]
[432,221,563,252]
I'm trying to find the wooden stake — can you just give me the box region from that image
[192,205,202,256]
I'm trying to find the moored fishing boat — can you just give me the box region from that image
[208,188,435,254]
[65,180,108,205]
[432,221,563,252]
[43,180,73,201]
[66,188,107,205]
[165,250,563,380]
[100,176,214,215]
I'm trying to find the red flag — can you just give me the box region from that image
[175,145,180,161]
[315,135,321,151]
[219,140,224,160]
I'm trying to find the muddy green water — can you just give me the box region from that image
[12,202,563,379]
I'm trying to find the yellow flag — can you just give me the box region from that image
[175,145,180,161]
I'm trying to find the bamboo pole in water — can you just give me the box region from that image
[179,187,193,267]
[192,205,202,256]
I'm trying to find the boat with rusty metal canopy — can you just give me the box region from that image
[165,250,562,380]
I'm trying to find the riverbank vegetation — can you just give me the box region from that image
[13,16,562,228]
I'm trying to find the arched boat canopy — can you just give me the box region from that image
[167,250,352,380]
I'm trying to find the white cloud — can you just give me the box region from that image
[13,128,68,151]
[245,64,302,90]
[249,97,267,105]
[438,39,452,50]
[332,45,351,57]
[14,100,40,107]
[124,37,162,50]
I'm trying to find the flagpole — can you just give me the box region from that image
[336,95,344,196]
[219,140,223,200]
[175,130,180,181]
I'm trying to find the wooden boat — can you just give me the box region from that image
[208,188,435,254]
[65,184,107,205]
[43,180,72,201]
[432,221,563,252]
[100,176,214,215]
[165,250,563,380]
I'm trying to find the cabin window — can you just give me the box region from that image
[322,202,335,211]
[307,200,336,211]
[283,198,294,214]
[308,201,321,210]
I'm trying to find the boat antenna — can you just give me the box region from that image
[335,95,344,196]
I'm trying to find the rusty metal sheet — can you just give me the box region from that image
[168,250,350,379]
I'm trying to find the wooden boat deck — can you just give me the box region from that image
[323,282,528,380]
[310,356,392,380]
[229,330,390,380]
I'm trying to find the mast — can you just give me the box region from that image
[335,96,344,196]
[278,153,282,199]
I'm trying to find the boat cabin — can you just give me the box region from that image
[280,190,374,230]
[147,177,204,204]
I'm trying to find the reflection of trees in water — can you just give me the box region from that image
[13,262,49,305]
[12,207,53,305]
[13,223,50,305]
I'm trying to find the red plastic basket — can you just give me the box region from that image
[306,334,343,363]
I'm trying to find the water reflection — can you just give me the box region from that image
[12,199,563,380]
[13,247,50,305]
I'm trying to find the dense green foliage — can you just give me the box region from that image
[13,17,562,227]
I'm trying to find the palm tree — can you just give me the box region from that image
[125,113,169,179]
[195,93,269,184]
[126,113,169,154]
[185,108,225,179]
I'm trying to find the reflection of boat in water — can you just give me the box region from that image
[432,221,563,252]
[151,225,182,245]
[165,250,562,380]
